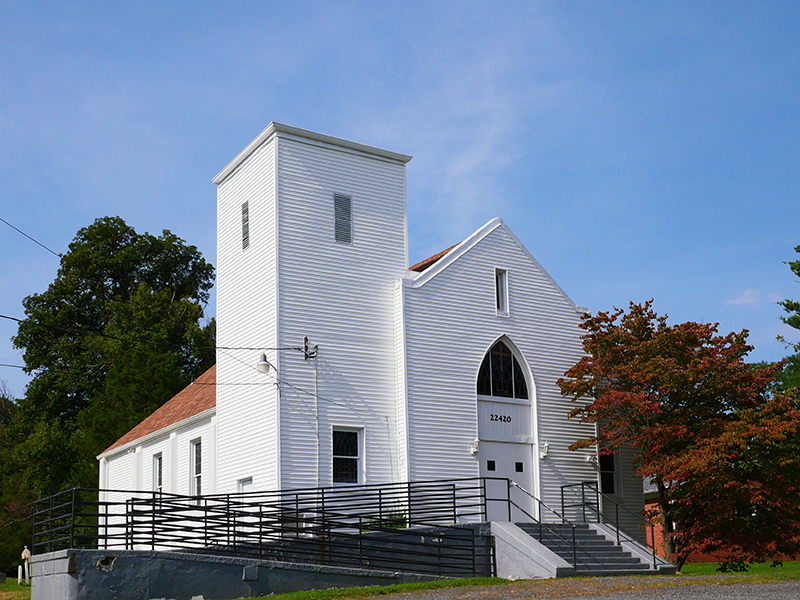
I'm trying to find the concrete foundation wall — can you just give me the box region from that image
[32,549,440,600]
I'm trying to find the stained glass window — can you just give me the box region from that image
[477,355,492,396]
[476,341,529,400]
[513,356,528,399]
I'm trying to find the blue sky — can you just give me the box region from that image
[1,2,799,398]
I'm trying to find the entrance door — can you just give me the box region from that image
[479,441,534,521]
[476,339,536,522]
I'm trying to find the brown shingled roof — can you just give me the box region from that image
[102,365,216,454]
[409,243,459,272]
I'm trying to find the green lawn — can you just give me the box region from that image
[0,578,30,600]
[680,560,800,580]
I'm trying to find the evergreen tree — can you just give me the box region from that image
[778,245,800,390]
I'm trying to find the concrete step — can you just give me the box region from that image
[550,554,644,566]
[515,521,654,576]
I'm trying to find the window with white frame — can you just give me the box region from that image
[332,429,360,484]
[191,440,202,496]
[152,453,163,494]
[238,477,253,494]
[495,268,508,316]
[599,453,620,496]
[334,194,352,244]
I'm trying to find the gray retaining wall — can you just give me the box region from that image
[32,549,442,600]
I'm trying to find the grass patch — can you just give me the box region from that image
[0,579,31,600]
[679,560,800,580]
[250,577,511,600]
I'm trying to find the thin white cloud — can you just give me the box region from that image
[726,288,782,307]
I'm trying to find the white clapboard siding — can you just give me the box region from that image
[106,451,134,492]
[403,220,598,512]
[275,134,409,490]
[140,437,169,494]
[393,279,411,482]
[609,444,647,543]
[175,416,215,496]
[102,414,215,499]
[215,135,280,494]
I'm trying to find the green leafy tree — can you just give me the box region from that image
[7,216,214,494]
[558,301,799,570]
[778,245,800,390]
[0,380,31,575]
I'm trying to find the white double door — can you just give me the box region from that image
[479,441,535,522]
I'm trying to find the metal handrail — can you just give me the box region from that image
[561,481,659,570]
[507,481,583,568]
[32,478,499,577]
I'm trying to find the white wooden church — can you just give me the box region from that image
[98,123,642,522]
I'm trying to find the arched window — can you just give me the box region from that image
[477,341,528,399]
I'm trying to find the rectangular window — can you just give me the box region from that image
[191,440,202,496]
[238,477,253,494]
[153,454,163,494]
[332,429,360,484]
[599,453,618,496]
[241,201,250,250]
[334,194,352,244]
[495,268,508,316]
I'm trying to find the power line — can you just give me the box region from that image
[0,314,302,354]
[2,313,366,416]
[215,347,353,412]
[0,217,63,258]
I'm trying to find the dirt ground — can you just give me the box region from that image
[366,576,800,600]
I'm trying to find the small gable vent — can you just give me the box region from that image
[241,201,250,250]
[334,194,352,244]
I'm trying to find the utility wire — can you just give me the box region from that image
[0,314,301,353]
[0,217,63,258]
[216,347,353,411]
[2,313,378,419]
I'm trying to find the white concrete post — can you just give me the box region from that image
[21,545,31,584]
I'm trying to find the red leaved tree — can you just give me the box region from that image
[558,300,800,570]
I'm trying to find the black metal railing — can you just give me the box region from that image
[33,478,510,577]
[561,481,659,570]
[507,481,584,566]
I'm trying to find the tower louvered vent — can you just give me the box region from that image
[334,194,352,244]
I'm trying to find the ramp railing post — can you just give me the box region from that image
[70,489,76,549]
[506,479,512,522]
[572,524,577,568]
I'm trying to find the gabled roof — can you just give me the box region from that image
[100,365,216,456]
[409,244,459,272]
[406,217,588,314]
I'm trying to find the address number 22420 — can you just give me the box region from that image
[489,414,511,423]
